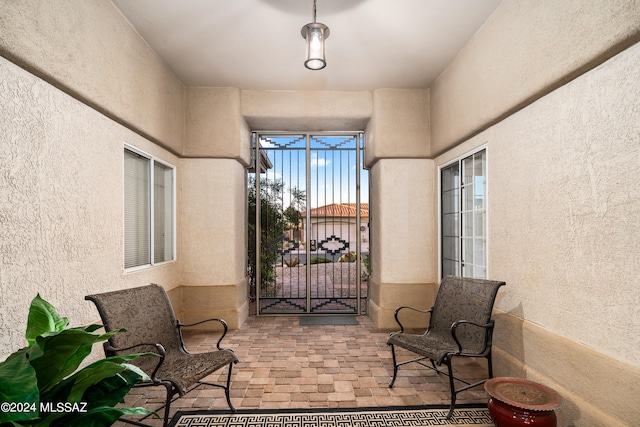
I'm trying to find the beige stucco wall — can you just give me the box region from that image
[0,0,185,154]
[365,89,430,167]
[178,158,249,328]
[367,159,438,329]
[242,90,372,132]
[0,56,180,359]
[435,41,640,426]
[185,87,252,162]
[430,0,640,155]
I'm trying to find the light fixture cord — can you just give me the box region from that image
[312,0,317,23]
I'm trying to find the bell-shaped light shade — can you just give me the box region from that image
[301,23,329,70]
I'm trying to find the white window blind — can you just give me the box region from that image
[124,147,174,269]
[124,149,150,268]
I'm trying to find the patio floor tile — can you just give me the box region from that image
[114,315,490,426]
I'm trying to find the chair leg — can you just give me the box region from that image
[161,383,174,427]
[388,344,399,388]
[444,359,457,420]
[224,362,236,412]
[487,352,494,378]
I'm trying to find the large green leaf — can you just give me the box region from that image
[25,295,69,346]
[41,353,153,404]
[47,361,132,404]
[80,324,104,333]
[38,359,153,427]
[81,368,145,410]
[0,350,39,424]
[28,329,121,393]
[80,356,154,384]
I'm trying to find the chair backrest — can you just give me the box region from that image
[429,276,505,353]
[86,284,182,356]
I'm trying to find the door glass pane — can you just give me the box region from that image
[473,265,486,279]
[463,182,475,211]
[463,156,474,186]
[464,211,476,237]
[474,151,486,183]
[474,238,486,266]
[462,238,474,265]
[474,211,485,237]
[442,259,458,277]
[441,163,460,276]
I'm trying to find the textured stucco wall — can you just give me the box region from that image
[430,0,640,155]
[178,158,249,328]
[436,42,640,426]
[490,42,640,369]
[0,0,185,154]
[185,87,251,162]
[364,89,430,167]
[179,159,247,287]
[242,90,372,132]
[0,57,180,360]
[367,159,438,328]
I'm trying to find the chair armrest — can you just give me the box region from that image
[177,318,229,350]
[449,320,494,354]
[392,306,433,333]
[104,342,166,380]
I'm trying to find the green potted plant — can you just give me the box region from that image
[0,294,155,426]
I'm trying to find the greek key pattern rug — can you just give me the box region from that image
[168,405,494,427]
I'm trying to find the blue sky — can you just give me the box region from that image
[258,134,369,209]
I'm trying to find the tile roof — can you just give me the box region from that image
[302,203,369,218]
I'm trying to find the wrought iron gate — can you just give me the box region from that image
[249,132,368,315]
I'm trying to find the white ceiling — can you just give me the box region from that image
[111,0,501,91]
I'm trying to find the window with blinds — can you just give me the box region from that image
[124,147,174,269]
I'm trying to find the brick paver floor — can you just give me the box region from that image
[115,315,490,426]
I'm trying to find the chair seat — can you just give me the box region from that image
[388,332,458,363]
[156,349,238,393]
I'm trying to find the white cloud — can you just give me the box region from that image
[311,153,331,168]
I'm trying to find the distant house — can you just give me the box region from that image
[301,203,369,257]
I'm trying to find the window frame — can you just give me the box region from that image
[438,145,488,280]
[124,144,176,271]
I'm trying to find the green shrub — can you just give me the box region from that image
[310,257,332,264]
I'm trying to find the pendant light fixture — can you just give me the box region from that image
[301,0,330,70]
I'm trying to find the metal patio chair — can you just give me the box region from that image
[85,284,238,427]
[387,276,505,419]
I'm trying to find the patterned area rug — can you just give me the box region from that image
[168,405,494,427]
